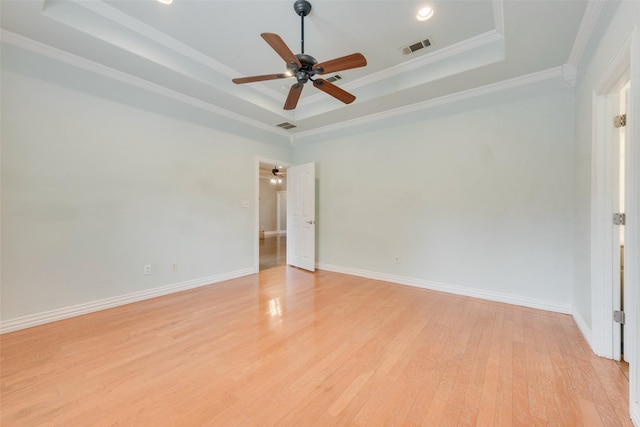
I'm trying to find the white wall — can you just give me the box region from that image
[1,45,291,322]
[294,81,576,310]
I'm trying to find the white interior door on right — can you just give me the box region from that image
[287,162,315,272]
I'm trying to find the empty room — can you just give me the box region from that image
[1,0,640,425]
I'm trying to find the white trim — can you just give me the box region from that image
[0,268,255,334]
[295,66,562,141]
[318,263,572,314]
[264,230,285,237]
[572,308,593,350]
[567,0,605,67]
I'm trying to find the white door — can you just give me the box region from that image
[287,162,315,271]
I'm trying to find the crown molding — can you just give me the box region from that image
[567,0,605,67]
[295,66,563,141]
[0,30,290,141]
[0,30,565,147]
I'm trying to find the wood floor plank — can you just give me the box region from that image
[0,266,633,426]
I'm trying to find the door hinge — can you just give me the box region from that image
[614,310,626,325]
[614,114,626,128]
[613,213,626,225]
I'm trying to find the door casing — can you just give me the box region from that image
[590,27,639,421]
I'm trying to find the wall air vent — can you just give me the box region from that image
[325,74,344,83]
[401,38,432,55]
[276,122,297,130]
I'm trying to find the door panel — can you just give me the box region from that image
[287,162,315,271]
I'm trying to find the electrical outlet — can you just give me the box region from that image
[395,256,400,264]
[172,263,178,271]
[144,264,151,275]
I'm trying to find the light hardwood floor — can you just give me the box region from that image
[0,267,632,426]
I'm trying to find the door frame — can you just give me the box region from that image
[591,27,639,420]
[255,157,290,273]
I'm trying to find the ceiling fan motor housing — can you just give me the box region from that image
[288,53,321,84]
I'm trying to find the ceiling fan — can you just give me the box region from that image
[232,0,367,110]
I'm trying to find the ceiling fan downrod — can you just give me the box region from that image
[294,0,312,54]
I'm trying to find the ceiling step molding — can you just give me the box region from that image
[41,0,286,109]
[0,30,291,141]
[301,29,505,109]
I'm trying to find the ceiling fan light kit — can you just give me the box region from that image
[232,0,367,110]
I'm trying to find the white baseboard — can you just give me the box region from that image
[571,308,593,350]
[317,263,572,314]
[632,404,640,427]
[0,267,256,334]
[264,230,286,237]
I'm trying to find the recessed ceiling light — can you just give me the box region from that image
[158,0,174,4]
[417,6,434,21]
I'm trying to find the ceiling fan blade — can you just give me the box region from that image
[261,33,302,68]
[284,83,304,110]
[312,79,356,104]
[313,53,367,75]
[232,73,291,84]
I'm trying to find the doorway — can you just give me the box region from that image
[592,79,631,360]
[590,29,639,420]
[258,160,288,271]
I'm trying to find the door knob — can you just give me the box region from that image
[306,220,315,224]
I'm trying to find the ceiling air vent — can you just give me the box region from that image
[325,74,344,83]
[401,38,432,56]
[276,122,297,130]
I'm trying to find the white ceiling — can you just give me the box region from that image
[1,0,589,139]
